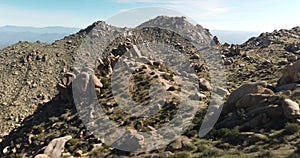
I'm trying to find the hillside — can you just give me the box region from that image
[0,16,299,157]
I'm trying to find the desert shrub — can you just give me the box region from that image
[289,153,300,158]
[172,151,191,158]
[66,138,80,152]
[200,147,224,158]
[161,73,174,81]
[207,127,241,145]
[289,144,300,157]
[196,143,210,153]
[284,123,300,135]
[215,142,231,150]
[257,150,273,158]
[184,108,207,135]
[106,154,119,158]
[184,129,198,138]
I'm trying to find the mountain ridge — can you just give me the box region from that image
[0,23,284,49]
[0,16,299,157]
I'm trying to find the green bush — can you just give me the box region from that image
[173,152,191,158]
[201,148,224,158]
[207,127,241,145]
[284,123,300,135]
[257,150,273,158]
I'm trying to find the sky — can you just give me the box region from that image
[0,0,299,32]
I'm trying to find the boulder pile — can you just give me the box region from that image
[243,26,300,49]
[57,67,103,103]
[217,60,300,131]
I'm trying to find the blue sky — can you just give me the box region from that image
[0,0,299,31]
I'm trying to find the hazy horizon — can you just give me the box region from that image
[0,24,261,49]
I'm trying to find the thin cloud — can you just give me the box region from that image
[116,0,230,14]
[115,0,231,21]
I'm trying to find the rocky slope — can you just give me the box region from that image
[0,16,299,157]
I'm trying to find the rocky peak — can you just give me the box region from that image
[138,16,213,45]
[78,20,120,35]
[139,16,189,28]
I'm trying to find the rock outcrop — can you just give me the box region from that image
[217,60,300,131]
[42,135,72,158]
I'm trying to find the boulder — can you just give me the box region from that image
[224,59,233,65]
[239,113,270,130]
[190,54,200,60]
[129,45,142,58]
[285,43,300,54]
[73,72,90,93]
[275,83,298,92]
[90,75,103,88]
[199,78,212,91]
[245,104,283,119]
[215,86,230,97]
[285,60,300,83]
[34,154,50,158]
[281,99,300,119]
[227,81,268,105]
[222,81,268,114]
[112,43,128,56]
[287,55,298,62]
[217,60,300,130]
[236,94,280,109]
[278,60,300,86]
[137,56,153,65]
[278,74,294,86]
[189,93,206,100]
[292,88,300,98]
[44,135,72,158]
[166,136,194,152]
[61,72,75,87]
[262,88,275,95]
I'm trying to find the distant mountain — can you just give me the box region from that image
[211,30,260,44]
[0,25,80,34]
[0,25,80,48]
[0,25,260,49]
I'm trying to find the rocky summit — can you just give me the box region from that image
[0,16,300,157]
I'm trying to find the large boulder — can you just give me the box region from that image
[275,83,299,92]
[282,99,300,119]
[217,79,300,131]
[90,74,103,88]
[278,60,300,86]
[58,68,104,101]
[43,135,72,158]
[286,60,300,83]
[73,72,90,93]
[222,81,268,114]
[235,94,280,109]
[227,81,268,105]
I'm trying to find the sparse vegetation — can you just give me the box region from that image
[0,16,300,158]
